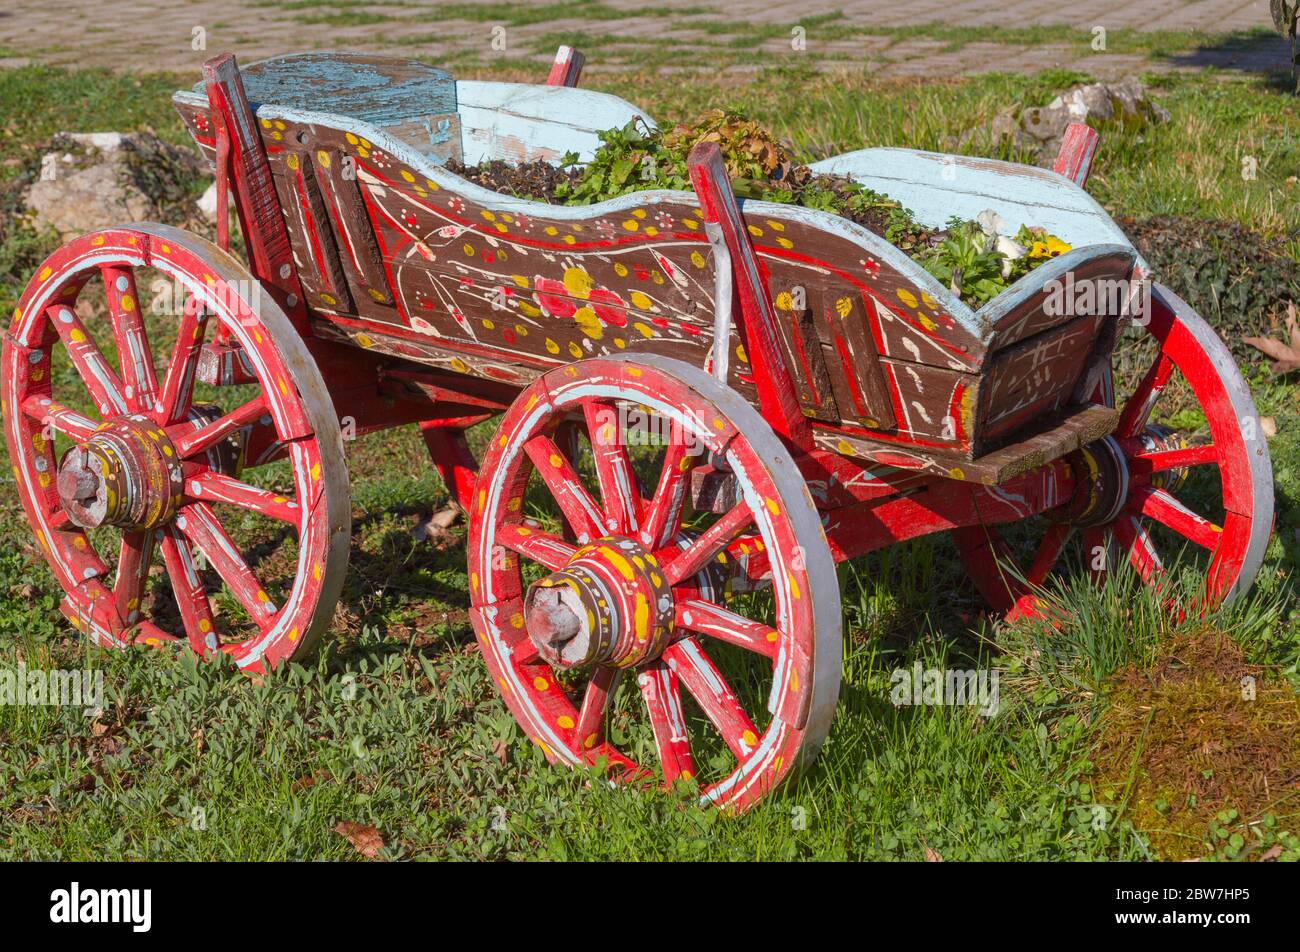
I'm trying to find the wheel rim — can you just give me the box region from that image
[468,354,841,810]
[3,225,349,671]
[956,282,1273,618]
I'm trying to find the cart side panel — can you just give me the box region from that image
[176,99,1098,458]
[975,248,1138,452]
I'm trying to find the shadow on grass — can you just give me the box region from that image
[1161,29,1296,89]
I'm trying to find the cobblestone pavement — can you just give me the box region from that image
[0,0,1289,77]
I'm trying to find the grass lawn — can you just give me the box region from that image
[0,57,1298,861]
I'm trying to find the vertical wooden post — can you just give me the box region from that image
[202,53,305,327]
[546,45,585,87]
[1052,122,1100,188]
[687,141,812,450]
[420,423,480,512]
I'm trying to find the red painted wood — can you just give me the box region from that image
[202,54,305,326]
[419,422,479,511]
[545,45,585,87]
[464,356,836,808]
[1052,122,1100,188]
[3,227,348,671]
[687,141,813,450]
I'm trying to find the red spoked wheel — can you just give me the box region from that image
[2,224,350,671]
[956,282,1273,619]
[468,354,841,811]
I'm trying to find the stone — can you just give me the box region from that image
[964,77,1171,169]
[23,131,207,240]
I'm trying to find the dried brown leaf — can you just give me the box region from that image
[334,821,384,859]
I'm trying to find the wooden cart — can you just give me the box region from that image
[3,50,1273,810]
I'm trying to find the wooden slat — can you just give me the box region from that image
[768,275,838,421]
[688,141,811,449]
[289,149,354,312]
[312,147,393,307]
[1053,123,1101,188]
[546,45,585,87]
[817,286,895,432]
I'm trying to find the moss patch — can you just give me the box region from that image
[1093,628,1300,860]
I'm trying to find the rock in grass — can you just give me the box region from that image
[971,78,1170,166]
[24,132,206,239]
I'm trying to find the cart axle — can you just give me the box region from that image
[524,537,675,670]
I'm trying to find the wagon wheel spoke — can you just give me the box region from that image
[1111,513,1164,584]
[664,637,760,761]
[524,434,605,542]
[1130,485,1222,551]
[673,596,778,658]
[101,264,158,413]
[114,529,156,626]
[574,665,621,754]
[663,502,755,585]
[497,522,577,571]
[582,400,640,535]
[21,395,97,442]
[169,395,267,459]
[639,431,689,549]
[156,297,209,426]
[182,469,301,524]
[1125,441,1219,480]
[1115,350,1173,439]
[637,661,695,784]
[160,526,219,653]
[177,501,278,626]
[45,304,127,418]
[1025,522,1073,587]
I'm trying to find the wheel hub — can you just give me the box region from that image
[524,536,675,669]
[56,415,184,530]
[1134,424,1191,494]
[1060,435,1130,528]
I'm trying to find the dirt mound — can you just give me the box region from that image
[1092,628,1300,860]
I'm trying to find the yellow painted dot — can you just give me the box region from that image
[562,267,593,298]
[897,288,918,308]
[316,151,331,169]
[766,630,779,643]
[629,290,652,310]
[557,715,575,730]
[400,169,416,183]
[622,220,639,232]
[545,338,560,355]
[533,676,549,691]
[573,306,602,340]
[742,730,757,746]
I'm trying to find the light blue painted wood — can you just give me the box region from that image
[810,148,1146,271]
[190,52,457,125]
[455,80,654,165]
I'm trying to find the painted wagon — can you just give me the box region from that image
[3,49,1273,810]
